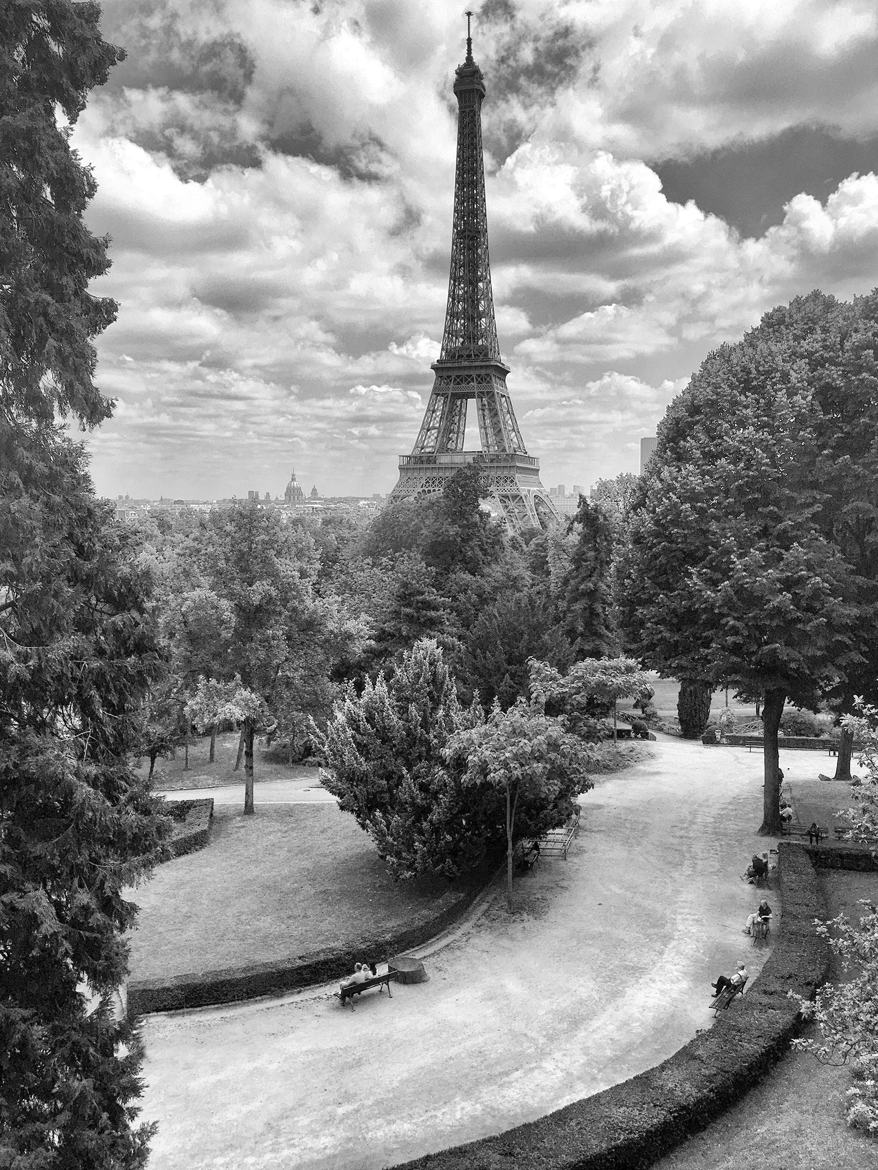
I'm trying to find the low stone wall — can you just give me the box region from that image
[127,866,491,1020]
[393,842,832,1170]
[163,798,215,859]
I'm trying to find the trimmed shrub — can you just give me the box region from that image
[678,678,712,738]
[391,842,832,1170]
[780,709,821,737]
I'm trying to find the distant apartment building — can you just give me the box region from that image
[640,436,658,472]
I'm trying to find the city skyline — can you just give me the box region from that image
[74,1,878,500]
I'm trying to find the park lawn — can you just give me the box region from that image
[653,867,878,1170]
[126,803,452,982]
[135,730,315,791]
[617,675,759,727]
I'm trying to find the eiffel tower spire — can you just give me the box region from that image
[389,16,556,533]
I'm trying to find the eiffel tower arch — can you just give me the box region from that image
[389,19,557,534]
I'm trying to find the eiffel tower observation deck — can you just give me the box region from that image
[389,17,557,533]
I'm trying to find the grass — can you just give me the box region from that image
[126,803,451,981]
[136,731,316,791]
[617,674,760,733]
[652,867,878,1170]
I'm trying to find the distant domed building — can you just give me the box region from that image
[310,484,319,499]
[284,469,305,507]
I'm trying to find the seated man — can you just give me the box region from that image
[743,852,765,883]
[744,899,772,935]
[340,962,368,993]
[711,962,748,997]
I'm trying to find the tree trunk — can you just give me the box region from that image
[234,728,245,772]
[612,700,617,742]
[760,688,785,835]
[148,753,156,781]
[209,725,216,764]
[506,783,514,912]
[244,720,255,815]
[183,727,189,771]
[834,724,854,781]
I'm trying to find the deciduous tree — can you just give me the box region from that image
[621,292,867,833]
[444,700,593,910]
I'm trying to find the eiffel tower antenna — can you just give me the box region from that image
[388,15,557,533]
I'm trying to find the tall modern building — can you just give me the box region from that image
[389,20,556,533]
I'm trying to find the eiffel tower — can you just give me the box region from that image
[389,16,557,533]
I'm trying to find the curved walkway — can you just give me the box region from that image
[141,739,780,1170]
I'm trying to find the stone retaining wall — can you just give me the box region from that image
[393,842,839,1170]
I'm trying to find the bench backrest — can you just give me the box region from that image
[341,973,387,996]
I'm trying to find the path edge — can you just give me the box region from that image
[126,862,495,1020]
[390,843,877,1170]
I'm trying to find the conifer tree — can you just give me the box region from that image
[1,6,166,1163]
[563,497,617,658]
[316,640,495,878]
[677,678,712,739]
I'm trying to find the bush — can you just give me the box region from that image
[780,709,821,736]
[701,727,720,744]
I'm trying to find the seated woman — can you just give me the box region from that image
[711,963,748,997]
[744,898,772,935]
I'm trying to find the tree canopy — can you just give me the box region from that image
[620,290,876,832]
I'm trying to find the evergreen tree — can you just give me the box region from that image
[1,6,168,1164]
[316,640,495,879]
[563,497,617,658]
[463,590,570,709]
[677,678,712,739]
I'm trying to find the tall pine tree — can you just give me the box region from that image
[1,5,167,1164]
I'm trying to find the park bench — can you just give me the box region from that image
[723,734,839,753]
[336,971,393,1010]
[710,976,747,1016]
[541,819,577,860]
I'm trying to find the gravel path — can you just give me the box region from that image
[141,739,781,1170]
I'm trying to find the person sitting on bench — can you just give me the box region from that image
[744,899,772,934]
[712,963,748,997]
[745,853,769,882]
[340,962,368,993]
[807,822,820,844]
[780,803,793,827]
[521,841,540,870]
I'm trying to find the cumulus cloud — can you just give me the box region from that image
[69,0,878,498]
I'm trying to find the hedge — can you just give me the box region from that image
[162,798,215,860]
[391,842,831,1170]
[126,863,492,1019]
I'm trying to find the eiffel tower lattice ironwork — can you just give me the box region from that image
[389,18,557,533]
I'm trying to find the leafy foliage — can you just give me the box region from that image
[444,699,594,908]
[835,699,878,845]
[620,290,871,832]
[792,896,878,1135]
[530,657,652,741]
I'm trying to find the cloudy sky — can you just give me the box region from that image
[76,0,878,500]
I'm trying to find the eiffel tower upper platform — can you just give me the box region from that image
[389,18,557,533]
